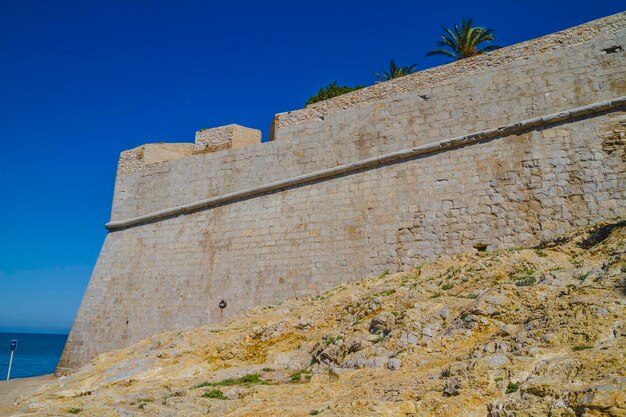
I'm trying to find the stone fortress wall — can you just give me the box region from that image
[57,12,626,374]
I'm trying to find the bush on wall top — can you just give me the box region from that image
[306,81,364,107]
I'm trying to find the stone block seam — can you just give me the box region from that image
[105,95,626,232]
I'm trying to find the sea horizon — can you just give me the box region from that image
[0,332,68,379]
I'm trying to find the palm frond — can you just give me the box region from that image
[374,59,417,81]
[427,18,501,61]
[425,49,458,58]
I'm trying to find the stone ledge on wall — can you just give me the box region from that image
[116,123,262,176]
[194,124,262,153]
[116,143,194,176]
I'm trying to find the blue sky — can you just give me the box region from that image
[1,1,623,334]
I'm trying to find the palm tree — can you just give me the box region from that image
[373,59,417,82]
[426,18,501,60]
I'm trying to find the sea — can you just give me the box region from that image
[0,332,67,379]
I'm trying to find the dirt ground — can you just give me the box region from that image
[0,375,55,415]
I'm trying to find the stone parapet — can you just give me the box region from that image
[194,124,262,153]
[117,143,194,176]
[116,124,262,176]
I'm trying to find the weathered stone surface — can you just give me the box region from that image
[117,143,194,176]
[193,124,261,153]
[11,219,626,417]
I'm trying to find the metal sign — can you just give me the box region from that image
[7,340,17,380]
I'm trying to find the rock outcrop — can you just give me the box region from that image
[10,219,626,416]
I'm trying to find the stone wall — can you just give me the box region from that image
[116,143,194,176]
[57,12,626,374]
[272,11,626,138]
[194,124,262,153]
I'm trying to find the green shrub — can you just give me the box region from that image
[67,409,82,415]
[515,276,536,287]
[310,410,320,415]
[202,389,227,400]
[576,272,591,282]
[323,335,344,346]
[306,81,364,106]
[572,344,593,351]
[505,382,519,394]
[289,368,312,382]
[366,289,395,301]
[194,373,264,388]
[136,398,154,403]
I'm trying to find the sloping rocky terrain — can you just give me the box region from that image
[8,219,626,416]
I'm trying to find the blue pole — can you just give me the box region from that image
[6,350,14,380]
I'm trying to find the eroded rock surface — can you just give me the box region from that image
[9,219,626,416]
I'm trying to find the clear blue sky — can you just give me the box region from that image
[1,1,623,334]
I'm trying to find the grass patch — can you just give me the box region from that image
[515,276,536,287]
[261,367,274,372]
[431,292,442,299]
[378,269,391,278]
[202,389,227,400]
[289,368,312,382]
[374,289,396,297]
[366,289,396,302]
[194,373,265,388]
[505,382,519,394]
[577,272,591,282]
[323,335,344,346]
[514,267,536,278]
[310,410,320,415]
[445,266,459,277]
[67,409,82,415]
[466,293,479,299]
[570,255,583,268]
[135,397,154,409]
[441,282,454,291]
[572,345,593,351]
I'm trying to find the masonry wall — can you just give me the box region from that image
[58,12,626,374]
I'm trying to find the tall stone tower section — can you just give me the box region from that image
[57,12,626,374]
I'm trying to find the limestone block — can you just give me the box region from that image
[194,124,261,153]
[117,143,194,176]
